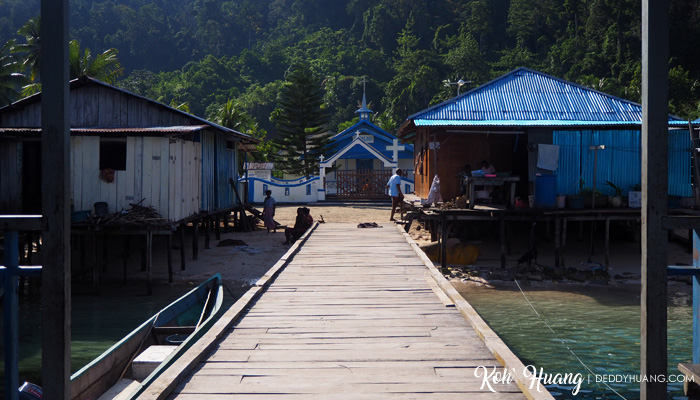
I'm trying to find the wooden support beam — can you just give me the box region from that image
[40,0,71,395]
[123,236,129,284]
[554,217,560,268]
[204,217,211,249]
[3,231,19,400]
[641,0,669,397]
[39,0,71,399]
[167,234,173,284]
[214,214,221,240]
[499,215,506,269]
[179,223,186,270]
[146,230,153,296]
[192,221,199,260]
[440,213,447,268]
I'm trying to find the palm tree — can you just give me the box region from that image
[69,40,123,83]
[210,99,255,132]
[13,16,41,83]
[0,40,27,106]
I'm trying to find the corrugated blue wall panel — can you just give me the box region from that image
[606,130,641,196]
[553,131,581,195]
[553,129,691,197]
[669,130,692,197]
[200,131,216,212]
[215,135,233,209]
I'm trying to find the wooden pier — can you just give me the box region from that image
[137,223,552,400]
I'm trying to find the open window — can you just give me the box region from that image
[99,139,127,171]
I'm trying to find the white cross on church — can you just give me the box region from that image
[386,138,405,162]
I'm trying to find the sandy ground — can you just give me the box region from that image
[89,202,398,296]
[85,202,693,297]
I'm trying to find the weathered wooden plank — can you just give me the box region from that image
[125,136,136,206]
[159,137,169,219]
[71,136,82,210]
[175,376,523,394]
[169,393,527,400]
[160,224,539,400]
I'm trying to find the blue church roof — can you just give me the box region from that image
[330,119,413,160]
[402,67,685,129]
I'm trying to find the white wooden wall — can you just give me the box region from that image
[70,136,201,222]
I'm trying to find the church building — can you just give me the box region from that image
[319,94,414,200]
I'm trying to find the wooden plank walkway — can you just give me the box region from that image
[159,223,549,400]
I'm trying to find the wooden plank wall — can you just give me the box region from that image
[169,138,201,222]
[412,128,526,201]
[69,136,200,221]
[1,83,194,128]
[0,141,22,213]
[0,82,225,221]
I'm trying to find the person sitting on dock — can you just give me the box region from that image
[283,207,312,245]
[262,190,277,233]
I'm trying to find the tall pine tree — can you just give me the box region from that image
[272,62,332,177]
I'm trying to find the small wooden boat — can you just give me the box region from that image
[70,274,224,400]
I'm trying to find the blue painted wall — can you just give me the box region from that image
[553,129,691,197]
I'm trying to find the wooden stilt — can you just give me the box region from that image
[179,223,186,271]
[146,230,153,296]
[223,213,230,233]
[605,218,611,268]
[80,235,86,274]
[499,214,506,269]
[204,217,211,249]
[167,234,173,284]
[440,214,447,268]
[92,234,99,292]
[214,214,221,240]
[141,236,147,271]
[192,220,199,260]
[123,235,129,285]
[562,218,568,268]
[554,216,561,268]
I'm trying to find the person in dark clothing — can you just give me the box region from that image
[283,207,312,245]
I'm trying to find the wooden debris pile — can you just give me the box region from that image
[89,204,169,225]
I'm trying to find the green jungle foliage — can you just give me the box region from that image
[1,0,700,153]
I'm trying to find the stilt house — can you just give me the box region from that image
[397,67,696,203]
[0,76,258,221]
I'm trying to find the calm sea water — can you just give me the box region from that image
[459,283,693,400]
[0,282,201,393]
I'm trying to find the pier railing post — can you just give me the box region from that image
[3,230,19,400]
[41,0,72,396]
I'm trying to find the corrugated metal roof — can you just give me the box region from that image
[0,126,209,135]
[405,67,685,128]
[0,76,259,144]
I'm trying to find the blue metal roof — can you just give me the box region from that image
[405,67,685,127]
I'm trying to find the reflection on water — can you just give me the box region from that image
[0,282,203,392]
[459,283,692,400]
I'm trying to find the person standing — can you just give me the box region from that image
[262,190,277,232]
[387,168,404,221]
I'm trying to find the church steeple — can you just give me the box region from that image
[355,78,373,122]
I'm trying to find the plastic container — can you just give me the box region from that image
[71,210,91,222]
[94,201,108,216]
[556,195,566,209]
[533,174,556,209]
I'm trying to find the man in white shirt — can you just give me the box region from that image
[387,168,404,221]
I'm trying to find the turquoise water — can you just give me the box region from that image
[460,283,693,399]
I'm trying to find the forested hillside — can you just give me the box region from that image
[2,0,699,136]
